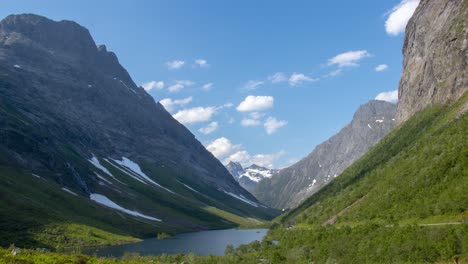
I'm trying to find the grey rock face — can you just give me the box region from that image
[226,161,244,179]
[396,0,467,123]
[0,14,255,201]
[226,162,278,192]
[254,100,397,209]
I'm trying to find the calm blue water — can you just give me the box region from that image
[84,228,267,257]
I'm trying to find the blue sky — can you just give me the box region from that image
[0,0,420,168]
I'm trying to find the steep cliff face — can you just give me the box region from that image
[254,100,397,209]
[0,14,276,243]
[396,0,467,122]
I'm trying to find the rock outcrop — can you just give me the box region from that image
[396,0,467,122]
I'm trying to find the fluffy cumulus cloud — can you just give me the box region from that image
[375,64,389,72]
[166,60,185,70]
[375,90,398,103]
[268,72,287,83]
[327,50,371,68]
[159,96,192,112]
[236,95,274,112]
[385,0,420,36]
[206,137,240,159]
[202,82,213,91]
[241,118,261,127]
[195,59,209,68]
[224,150,285,169]
[198,121,218,135]
[142,81,164,92]
[264,117,288,134]
[289,73,316,86]
[173,106,216,124]
[243,80,264,91]
[167,80,194,93]
[206,137,284,168]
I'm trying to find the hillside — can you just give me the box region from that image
[254,100,396,209]
[0,14,277,249]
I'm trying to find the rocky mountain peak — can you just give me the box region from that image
[254,100,397,209]
[0,14,97,56]
[0,14,266,212]
[225,162,278,192]
[396,0,467,122]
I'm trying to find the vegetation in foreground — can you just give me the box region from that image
[1,223,467,264]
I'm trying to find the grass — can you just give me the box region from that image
[204,207,270,228]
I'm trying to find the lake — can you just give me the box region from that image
[84,228,268,257]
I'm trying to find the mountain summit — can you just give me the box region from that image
[0,14,276,247]
[226,162,278,192]
[254,100,397,209]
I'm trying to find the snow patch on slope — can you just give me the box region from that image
[90,193,161,221]
[89,156,113,177]
[182,183,200,194]
[223,190,259,207]
[61,188,78,196]
[110,157,175,194]
[240,167,275,183]
[89,156,126,185]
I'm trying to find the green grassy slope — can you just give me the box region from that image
[282,94,467,226]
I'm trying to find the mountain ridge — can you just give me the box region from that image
[254,100,397,209]
[0,13,277,248]
[226,161,278,192]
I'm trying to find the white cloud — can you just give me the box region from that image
[228,117,235,124]
[202,82,213,91]
[289,73,316,86]
[206,137,240,159]
[224,150,285,169]
[159,96,193,112]
[327,50,371,68]
[241,118,261,127]
[142,81,164,92]
[385,0,420,36]
[244,80,264,91]
[236,95,274,112]
[223,102,234,108]
[249,112,265,120]
[375,90,398,103]
[264,117,287,134]
[167,80,194,93]
[195,59,209,68]
[166,60,185,70]
[198,121,218,134]
[375,64,389,72]
[173,106,216,124]
[268,72,287,83]
[206,137,285,168]
[322,69,342,79]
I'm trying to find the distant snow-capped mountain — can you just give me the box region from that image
[226,162,278,192]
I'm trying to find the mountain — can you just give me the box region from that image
[254,100,397,209]
[396,0,467,122]
[226,162,278,192]
[0,14,276,248]
[267,0,467,262]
